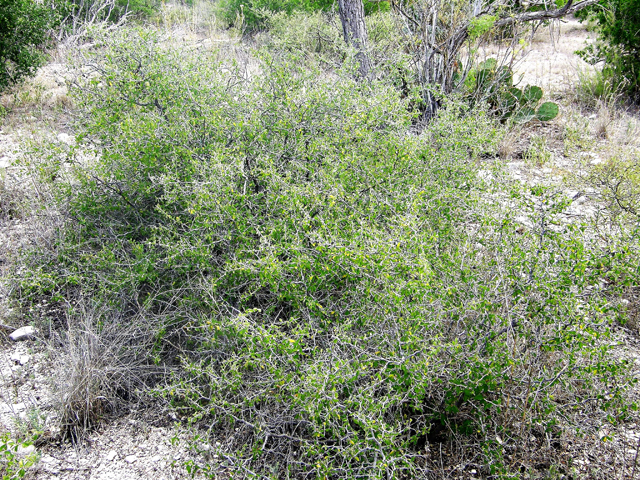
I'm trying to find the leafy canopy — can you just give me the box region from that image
[577,0,640,94]
[0,0,59,90]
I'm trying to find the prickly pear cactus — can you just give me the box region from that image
[536,102,560,122]
[467,59,559,123]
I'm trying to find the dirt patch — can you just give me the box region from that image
[479,17,597,94]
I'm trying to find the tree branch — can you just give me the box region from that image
[445,0,600,70]
[494,0,602,28]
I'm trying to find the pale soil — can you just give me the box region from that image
[0,341,205,480]
[515,18,598,93]
[480,17,598,94]
[1,15,640,479]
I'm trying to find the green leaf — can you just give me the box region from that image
[523,85,543,104]
[513,106,536,123]
[508,87,523,102]
[536,102,559,121]
[479,58,498,71]
[496,66,513,87]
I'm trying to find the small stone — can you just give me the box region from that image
[106,450,118,461]
[57,133,74,145]
[565,190,579,199]
[9,352,30,365]
[9,326,36,341]
[125,454,137,463]
[17,445,36,456]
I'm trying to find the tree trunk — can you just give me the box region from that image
[337,0,372,80]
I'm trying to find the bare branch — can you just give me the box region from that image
[494,0,601,27]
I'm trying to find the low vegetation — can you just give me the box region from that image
[1,0,640,478]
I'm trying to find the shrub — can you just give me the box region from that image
[0,0,58,91]
[576,0,640,96]
[61,0,160,30]
[0,432,38,480]
[216,0,332,30]
[263,11,415,101]
[217,0,388,30]
[587,150,640,221]
[264,11,344,61]
[14,27,638,477]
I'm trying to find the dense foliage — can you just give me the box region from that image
[217,0,332,29]
[67,0,160,22]
[577,0,640,95]
[15,28,638,478]
[0,0,58,90]
[217,0,388,30]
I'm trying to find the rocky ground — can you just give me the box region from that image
[0,59,211,478]
[0,328,207,479]
[1,15,640,479]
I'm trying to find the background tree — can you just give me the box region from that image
[0,0,58,91]
[576,0,640,95]
[388,0,602,119]
[338,0,372,78]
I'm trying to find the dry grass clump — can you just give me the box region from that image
[498,127,519,160]
[573,67,626,111]
[593,100,616,140]
[51,304,161,441]
[154,0,224,41]
[523,133,552,166]
[0,173,28,221]
[562,111,593,156]
[0,70,72,132]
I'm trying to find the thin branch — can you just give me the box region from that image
[494,0,602,28]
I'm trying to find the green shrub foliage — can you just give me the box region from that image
[264,11,413,89]
[18,29,637,478]
[62,0,160,26]
[217,0,331,29]
[577,0,640,95]
[218,0,388,30]
[0,0,58,90]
